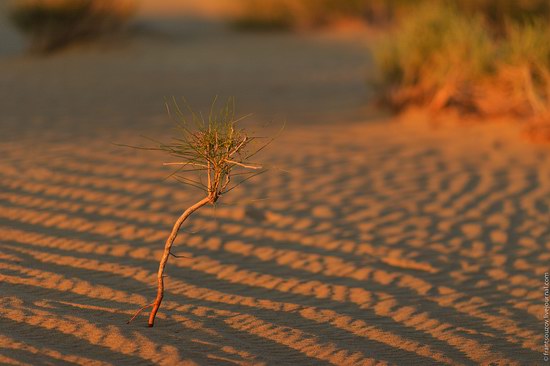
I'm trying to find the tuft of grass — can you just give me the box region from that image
[231,0,550,32]
[371,4,494,111]
[453,0,550,33]
[495,20,550,140]
[132,97,271,200]
[9,0,135,53]
[500,20,550,117]
[371,4,550,138]
[123,98,276,327]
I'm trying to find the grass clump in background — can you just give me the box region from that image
[500,20,550,139]
[9,0,135,53]
[372,4,494,112]
[370,2,550,137]
[500,21,550,118]
[231,0,550,32]
[454,0,550,33]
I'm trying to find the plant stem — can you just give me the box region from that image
[147,196,211,327]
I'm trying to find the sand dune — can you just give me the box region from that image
[0,7,548,365]
[1,118,547,365]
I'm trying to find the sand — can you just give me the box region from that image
[0,5,548,366]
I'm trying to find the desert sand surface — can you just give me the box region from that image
[0,5,549,366]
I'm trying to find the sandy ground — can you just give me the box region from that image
[0,5,549,366]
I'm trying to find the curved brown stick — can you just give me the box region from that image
[127,303,153,324]
[147,196,211,327]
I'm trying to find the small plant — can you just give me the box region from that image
[10,0,135,52]
[124,98,273,327]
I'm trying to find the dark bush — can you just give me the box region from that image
[10,0,135,52]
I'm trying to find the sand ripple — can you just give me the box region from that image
[0,121,548,365]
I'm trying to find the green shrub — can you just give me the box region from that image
[452,0,550,33]
[372,4,494,110]
[500,20,550,116]
[371,3,550,132]
[232,0,550,32]
[10,0,135,53]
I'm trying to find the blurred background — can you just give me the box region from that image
[0,0,372,142]
[0,0,549,140]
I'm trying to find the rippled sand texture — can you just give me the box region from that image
[0,118,548,365]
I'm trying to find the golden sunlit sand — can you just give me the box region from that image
[0,2,548,365]
[1,118,547,365]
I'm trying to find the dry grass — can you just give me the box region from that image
[371,3,550,139]
[454,0,550,32]
[371,4,494,112]
[122,98,273,327]
[231,0,550,32]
